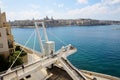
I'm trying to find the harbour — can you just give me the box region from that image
[12,25,120,78]
[0,0,120,79]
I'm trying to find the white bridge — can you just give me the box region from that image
[0,22,88,80]
[0,45,88,80]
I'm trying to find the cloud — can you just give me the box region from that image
[0,0,1,5]
[64,0,120,20]
[4,0,120,20]
[0,0,6,11]
[53,2,57,6]
[7,10,41,20]
[102,0,120,5]
[53,3,64,8]
[0,0,2,6]
[58,4,64,8]
[0,0,4,9]
[30,4,40,9]
[68,3,107,16]
[77,0,88,4]
[46,10,54,14]
[6,4,41,20]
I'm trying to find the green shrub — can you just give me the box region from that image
[9,53,23,68]
[0,47,27,71]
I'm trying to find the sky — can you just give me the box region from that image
[0,0,120,21]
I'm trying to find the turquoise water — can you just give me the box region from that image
[12,25,120,77]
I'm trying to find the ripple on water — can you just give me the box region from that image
[12,25,120,77]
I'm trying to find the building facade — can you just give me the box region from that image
[0,10,14,58]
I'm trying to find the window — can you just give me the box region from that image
[26,75,31,79]
[6,29,9,35]
[8,40,13,48]
[20,78,24,80]
[0,32,1,37]
[0,43,3,48]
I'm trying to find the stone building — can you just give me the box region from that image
[0,9,14,58]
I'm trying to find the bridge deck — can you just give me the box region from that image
[60,57,87,80]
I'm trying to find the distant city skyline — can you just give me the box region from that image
[0,0,120,21]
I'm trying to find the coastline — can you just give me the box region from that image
[10,19,120,28]
[81,70,120,80]
[11,24,119,28]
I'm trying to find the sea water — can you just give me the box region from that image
[12,25,120,77]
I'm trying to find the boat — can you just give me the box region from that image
[0,10,120,80]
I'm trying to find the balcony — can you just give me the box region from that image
[8,44,13,48]
[8,40,14,48]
